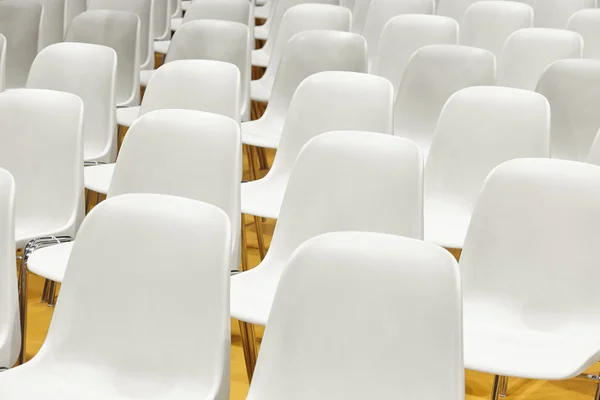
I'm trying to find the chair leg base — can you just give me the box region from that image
[491,375,508,400]
[238,320,258,383]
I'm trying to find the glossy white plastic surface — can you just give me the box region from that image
[247,231,462,400]
[568,9,600,59]
[436,0,477,23]
[461,1,534,59]
[394,44,496,157]
[27,43,117,163]
[0,170,19,369]
[0,194,232,400]
[361,0,434,69]
[64,0,86,35]
[533,0,595,28]
[243,71,393,219]
[153,0,171,39]
[243,30,367,149]
[372,14,458,95]
[497,28,583,90]
[0,1,42,88]
[0,89,83,248]
[232,131,424,325]
[66,10,141,107]
[0,35,5,92]
[88,0,154,70]
[462,158,600,380]
[424,86,550,249]
[19,0,65,50]
[252,3,348,69]
[171,0,181,17]
[142,20,250,120]
[536,59,600,162]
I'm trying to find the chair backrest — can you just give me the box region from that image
[460,158,600,335]
[248,231,462,400]
[66,10,140,107]
[349,0,372,33]
[88,0,153,70]
[260,30,367,126]
[141,60,240,122]
[64,0,86,35]
[0,35,5,92]
[171,0,181,17]
[0,89,83,242]
[533,0,595,28]
[436,0,477,23]
[498,27,583,90]
[394,44,496,153]
[39,193,231,398]
[267,71,393,179]
[27,43,117,163]
[461,1,534,59]
[108,109,241,266]
[153,0,170,39]
[183,0,250,25]
[19,0,65,50]
[568,9,600,59]
[536,59,600,162]
[165,20,249,121]
[265,131,423,269]
[372,14,458,95]
[0,1,42,88]
[0,169,18,369]
[425,86,550,216]
[361,0,434,69]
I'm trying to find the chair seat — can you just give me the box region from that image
[250,79,273,102]
[255,24,268,40]
[241,176,287,218]
[140,70,156,87]
[27,242,72,283]
[241,117,284,148]
[84,163,114,194]
[16,224,72,249]
[171,18,183,31]
[464,312,600,380]
[181,0,190,11]
[251,48,269,68]
[254,4,269,18]
[154,40,170,55]
[424,199,471,249]
[116,106,140,127]
[231,262,283,325]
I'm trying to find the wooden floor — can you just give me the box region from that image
[22,148,600,399]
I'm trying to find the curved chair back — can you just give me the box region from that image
[436,0,477,23]
[394,44,496,156]
[23,0,65,50]
[373,14,458,94]
[248,231,462,400]
[27,43,117,163]
[66,10,141,107]
[0,89,83,247]
[568,9,600,59]
[533,0,595,28]
[64,0,86,34]
[0,1,42,88]
[141,59,240,122]
[461,1,533,59]
[183,0,250,25]
[0,169,18,369]
[498,27,583,90]
[153,0,170,39]
[0,35,5,92]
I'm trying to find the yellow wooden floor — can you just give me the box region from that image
[22,148,600,399]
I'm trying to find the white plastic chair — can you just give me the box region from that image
[0,193,232,400]
[85,59,240,195]
[0,35,5,92]
[170,0,250,32]
[255,0,270,19]
[372,14,459,95]
[243,71,393,221]
[497,28,583,90]
[171,0,182,17]
[424,86,549,249]
[153,0,171,40]
[0,169,19,370]
[0,89,83,363]
[533,0,595,28]
[350,0,372,34]
[436,0,477,23]
[64,0,86,35]
[361,0,434,70]
[394,44,496,158]
[0,1,42,89]
[27,43,117,164]
[568,9,600,59]
[29,109,241,289]
[141,20,250,121]
[461,158,600,400]
[66,10,141,107]
[252,2,347,69]
[244,30,367,150]
[19,0,65,50]
[247,231,463,400]
[461,1,534,59]
[88,0,154,70]
[536,59,600,162]
[233,130,424,378]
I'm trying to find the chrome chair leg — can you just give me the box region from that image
[238,320,258,383]
[41,279,50,303]
[499,375,508,397]
[253,215,266,260]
